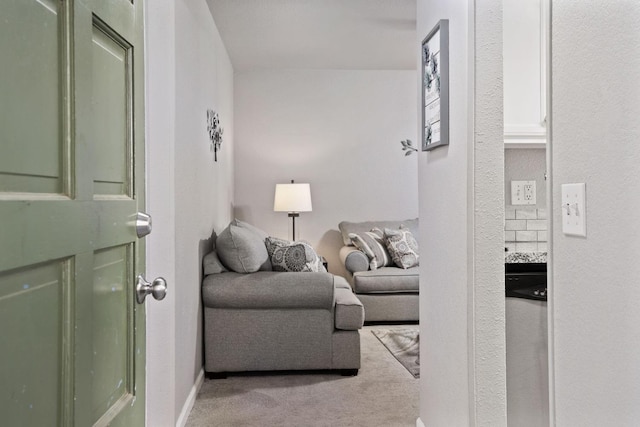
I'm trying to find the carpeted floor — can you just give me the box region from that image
[185,325,419,427]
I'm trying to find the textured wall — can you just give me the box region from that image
[146,1,235,425]
[551,1,640,425]
[234,69,418,277]
[472,2,507,425]
[417,0,505,425]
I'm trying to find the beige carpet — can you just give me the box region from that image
[185,325,419,427]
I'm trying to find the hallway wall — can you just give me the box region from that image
[146,1,235,425]
[550,2,640,424]
[417,0,505,425]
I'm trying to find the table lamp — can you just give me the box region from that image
[273,180,312,241]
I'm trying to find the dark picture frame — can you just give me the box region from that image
[421,19,449,151]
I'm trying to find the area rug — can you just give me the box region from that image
[372,328,420,378]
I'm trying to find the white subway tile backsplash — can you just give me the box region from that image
[516,231,538,242]
[515,209,537,220]
[505,220,527,231]
[515,242,538,252]
[527,220,547,231]
[505,204,547,248]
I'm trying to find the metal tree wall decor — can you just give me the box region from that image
[207,109,224,161]
[400,139,418,156]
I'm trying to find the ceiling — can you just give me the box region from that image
[205,0,417,71]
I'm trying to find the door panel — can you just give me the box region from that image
[91,23,131,197]
[0,260,66,426]
[91,245,132,424]
[0,0,63,194]
[0,0,146,425]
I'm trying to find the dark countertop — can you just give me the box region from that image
[505,251,547,264]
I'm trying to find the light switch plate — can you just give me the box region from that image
[511,180,536,205]
[561,183,586,237]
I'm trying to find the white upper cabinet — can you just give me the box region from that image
[504,0,548,148]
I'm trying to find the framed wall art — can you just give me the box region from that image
[421,19,449,151]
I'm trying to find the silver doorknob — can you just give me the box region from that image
[136,275,167,304]
[136,212,152,238]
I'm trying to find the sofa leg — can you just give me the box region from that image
[205,371,227,380]
[340,369,359,377]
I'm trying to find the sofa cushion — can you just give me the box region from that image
[216,224,271,273]
[348,228,392,270]
[338,218,419,246]
[203,250,227,275]
[384,227,419,269]
[202,271,335,309]
[265,237,326,272]
[352,267,419,293]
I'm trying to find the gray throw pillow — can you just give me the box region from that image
[265,237,326,273]
[232,219,269,240]
[348,228,393,270]
[216,224,271,273]
[230,219,272,270]
[203,250,227,275]
[384,227,420,269]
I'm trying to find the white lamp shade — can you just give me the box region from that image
[274,183,312,213]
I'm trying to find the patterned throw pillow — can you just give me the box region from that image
[348,228,393,270]
[265,237,326,273]
[384,227,419,269]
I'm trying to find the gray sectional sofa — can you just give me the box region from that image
[201,219,364,376]
[338,219,419,322]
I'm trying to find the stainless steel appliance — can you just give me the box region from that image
[506,262,549,427]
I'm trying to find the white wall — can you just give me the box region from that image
[234,69,418,275]
[146,1,234,425]
[417,0,505,426]
[550,2,640,425]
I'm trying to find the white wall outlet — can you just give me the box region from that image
[511,180,536,205]
[561,183,587,237]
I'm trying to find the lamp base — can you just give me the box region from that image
[288,212,299,241]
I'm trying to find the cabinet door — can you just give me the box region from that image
[504,0,548,147]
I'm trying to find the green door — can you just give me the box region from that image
[0,0,149,425]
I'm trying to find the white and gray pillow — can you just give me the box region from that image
[384,227,419,269]
[266,237,326,273]
[348,228,393,270]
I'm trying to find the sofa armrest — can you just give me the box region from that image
[334,286,364,330]
[339,246,369,273]
[202,271,335,310]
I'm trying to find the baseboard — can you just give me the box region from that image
[175,368,205,427]
[416,417,425,427]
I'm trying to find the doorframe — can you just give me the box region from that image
[144,2,178,426]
